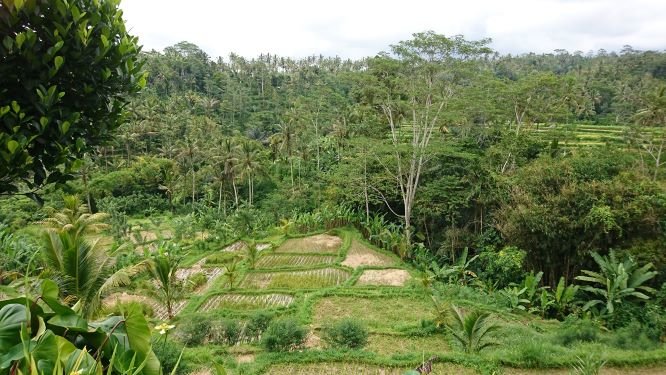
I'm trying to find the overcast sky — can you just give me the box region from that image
[120,0,666,60]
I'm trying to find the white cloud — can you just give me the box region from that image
[120,0,666,59]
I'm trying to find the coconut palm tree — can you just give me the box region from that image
[235,140,264,206]
[217,137,239,209]
[176,136,201,208]
[447,305,498,353]
[41,196,147,318]
[148,242,183,319]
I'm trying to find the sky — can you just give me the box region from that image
[120,0,666,60]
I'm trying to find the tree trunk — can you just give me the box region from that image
[248,174,253,206]
[191,169,196,208]
[290,157,295,193]
[363,151,369,225]
[232,179,239,208]
[653,140,663,181]
[218,183,223,214]
[82,170,92,213]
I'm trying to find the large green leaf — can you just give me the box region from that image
[87,305,159,375]
[0,304,28,352]
[32,330,59,375]
[47,313,88,332]
[123,304,151,356]
[40,279,60,300]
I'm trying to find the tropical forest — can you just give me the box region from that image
[1,0,666,374]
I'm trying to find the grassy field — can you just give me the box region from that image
[102,226,666,374]
[531,123,664,149]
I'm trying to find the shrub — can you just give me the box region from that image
[178,315,211,346]
[508,339,564,368]
[261,318,307,352]
[477,246,526,288]
[323,318,369,349]
[213,319,242,346]
[553,319,600,347]
[609,321,660,350]
[205,252,241,265]
[246,311,275,340]
[153,338,185,375]
[186,272,208,292]
[398,319,440,337]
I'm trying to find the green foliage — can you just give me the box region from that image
[576,250,658,317]
[223,257,241,289]
[570,354,606,375]
[205,252,242,265]
[0,224,38,281]
[261,318,307,352]
[553,319,600,347]
[102,300,155,319]
[149,242,183,319]
[477,246,526,288]
[153,339,185,375]
[428,248,479,286]
[0,0,145,193]
[40,195,145,318]
[551,276,580,319]
[245,311,275,341]
[0,280,160,375]
[211,319,241,346]
[497,153,665,286]
[498,286,530,312]
[245,240,259,269]
[509,339,560,368]
[185,272,207,292]
[609,321,660,350]
[446,305,498,353]
[177,315,211,346]
[322,318,369,349]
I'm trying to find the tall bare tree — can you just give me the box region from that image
[374,32,491,243]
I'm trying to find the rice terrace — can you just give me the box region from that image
[1,1,666,375]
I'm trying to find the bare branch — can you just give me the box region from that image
[369,185,405,219]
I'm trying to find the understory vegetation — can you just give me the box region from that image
[1,8,666,374]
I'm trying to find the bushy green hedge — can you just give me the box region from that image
[262,318,307,352]
[322,318,368,349]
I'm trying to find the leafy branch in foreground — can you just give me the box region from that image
[0,279,161,375]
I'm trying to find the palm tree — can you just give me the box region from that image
[447,305,498,353]
[217,138,239,210]
[275,120,298,191]
[148,242,182,319]
[176,136,201,208]
[235,140,263,206]
[41,195,109,242]
[245,240,259,270]
[41,196,147,318]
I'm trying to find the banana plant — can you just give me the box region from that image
[520,271,545,307]
[552,276,580,319]
[576,250,657,316]
[445,248,479,286]
[499,286,530,311]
